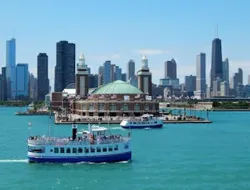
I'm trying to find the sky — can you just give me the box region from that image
[0,0,250,90]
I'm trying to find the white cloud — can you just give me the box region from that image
[134,49,171,55]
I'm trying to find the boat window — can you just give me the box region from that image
[66,148,71,153]
[133,122,136,124]
[28,146,45,153]
[124,144,129,149]
[91,147,95,153]
[72,148,77,153]
[60,148,65,153]
[154,121,157,123]
[78,148,83,153]
[114,145,118,151]
[103,147,107,152]
[84,147,89,153]
[108,146,113,152]
[97,147,101,152]
[54,147,59,153]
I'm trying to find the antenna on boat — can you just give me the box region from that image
[48,105,52,137]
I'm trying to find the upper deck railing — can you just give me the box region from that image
[28,135,130,146]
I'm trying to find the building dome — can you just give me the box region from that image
[92,80,143,95]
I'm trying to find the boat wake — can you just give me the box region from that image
[0,159,28,163]
[110,127,122,130]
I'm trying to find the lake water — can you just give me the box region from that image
[0,107,250,190]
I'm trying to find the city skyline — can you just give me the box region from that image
[0,1,250,89]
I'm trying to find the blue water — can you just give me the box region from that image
[0,107,250,190]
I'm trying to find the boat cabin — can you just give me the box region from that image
[141,114,154,121]
[91,126,108,136]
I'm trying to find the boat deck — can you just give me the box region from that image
[28,136,130,146]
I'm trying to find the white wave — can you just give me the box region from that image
[0,159,28,163]
[110,127,122,130]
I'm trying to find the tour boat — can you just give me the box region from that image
[27,124,132,163]
[120,114,163,129]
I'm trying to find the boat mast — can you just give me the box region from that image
[48,105,52,137]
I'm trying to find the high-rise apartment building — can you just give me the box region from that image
[127,60,135,81]
[196,53,206,98]
[164,59,177,79]
[1,67,7,101]
[211,38,223,89]
[29,73,37,101]
[6,38,16,99]
[222,58,229,82]
[103,61,111,84]
[16,63,29,99]
[237,68,243,85]
[121,73,127,82]
[37,53,49,100]
[115,66,122,80]
[185,75,196,93]
[54,41,75,92]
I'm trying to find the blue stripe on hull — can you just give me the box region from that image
[121,124,163,129]
[28,152,132,163]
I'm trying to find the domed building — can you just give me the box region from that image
[72,80,159,117]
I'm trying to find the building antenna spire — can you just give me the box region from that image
[215,23,219,38]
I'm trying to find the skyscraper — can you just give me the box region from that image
[16,63,29,99]
[164,59,177,79]
[185,75,196,94]
[237,68,243,85]
[127,60,135,81]
[222,58,229,82]
[54,41,75,92]
[211,38,223,89]
[29,73,37,101]
[121,73,127,82]
[115,66,122,80]
[248,74,250,85]
[196,53,206,98]
[98,66,104,86]
[6,38,16,99]
[103,61,111,84]
[37,53,49,101]
[1,67,7,101]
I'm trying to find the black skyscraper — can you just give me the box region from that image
[164,59,177,79]
[37,53,49,101]
[211,38,223,89]
[55,41,75,92]
[1,67,7,101]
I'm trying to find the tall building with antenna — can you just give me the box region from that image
[210,25,223,90]
[210,38,223,90]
